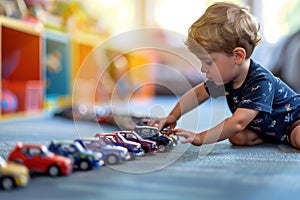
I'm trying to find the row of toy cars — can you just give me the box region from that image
[1,141,102,191]
[75,138,131,165]
[1,125,178,191]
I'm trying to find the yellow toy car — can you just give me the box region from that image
[0,156,30,190]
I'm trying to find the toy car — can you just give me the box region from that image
[95,133,144,160]
[7,142,73,177]
[117,131,158,153]
[131,116,179,145]
[75,138,130,165]
[160,128,179,145]
[48,140,104,171]
[0,156,30,190]
[134,126,174,152]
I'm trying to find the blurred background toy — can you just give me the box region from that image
[1,88,18,114]
[0,0,27,18]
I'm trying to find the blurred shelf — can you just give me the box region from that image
[0,17,44,119]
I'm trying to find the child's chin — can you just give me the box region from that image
[213,81,225,86]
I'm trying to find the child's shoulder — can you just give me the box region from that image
[248,59,276,80]
[248,59,298,95]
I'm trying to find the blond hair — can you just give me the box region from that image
[186,2,262,58]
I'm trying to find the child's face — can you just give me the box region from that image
[196,52,238,85]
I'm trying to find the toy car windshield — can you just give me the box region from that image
[40,145,52,156]
[116,134,126,142]
[141,132,153,138]
[129,132,144,140]
[141,129,159,137]
[0,156,6,166]
[74,142,86,152]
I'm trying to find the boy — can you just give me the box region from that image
[148,2,300,150]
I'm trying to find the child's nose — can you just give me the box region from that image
[201,65,208,73]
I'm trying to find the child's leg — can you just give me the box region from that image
[290,119,300,150]
[229,129,264,146]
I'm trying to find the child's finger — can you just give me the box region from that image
[172,128,183,132]
[147,118,159,126]
[158,119,167,131]
[181,139,190,144]
[173,129,187,136]
[174,129,195,144]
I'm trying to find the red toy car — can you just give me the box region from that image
[7,143,73,177]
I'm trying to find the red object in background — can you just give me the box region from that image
[1,23,44,115]
[7,143,73,177]
[2,80,43,113]
[1,88,18,113]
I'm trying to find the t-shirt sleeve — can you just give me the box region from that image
[204,81,226,98]
[238,73,274,113]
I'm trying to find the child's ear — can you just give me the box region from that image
[232,47,246,64]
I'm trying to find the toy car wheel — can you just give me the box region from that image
[158,144,166,152]
[78,160,91,171]
[106,154,119,165]
[142,146,149,153]
[48,165,60,177]
[0,176,15,190]
[128,152,136,160]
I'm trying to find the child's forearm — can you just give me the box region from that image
[169,83,209,120]
[193,112,255,145]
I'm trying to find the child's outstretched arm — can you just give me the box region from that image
[175,108,259,145]
[148,83,210,132]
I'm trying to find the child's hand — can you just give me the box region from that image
[173,128,197,145]
[147,115,177,133]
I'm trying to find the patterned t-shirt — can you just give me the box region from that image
[205,59,300,143]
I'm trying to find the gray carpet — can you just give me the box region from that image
[1,97,300,199]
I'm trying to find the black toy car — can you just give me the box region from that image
[134,126,173,152]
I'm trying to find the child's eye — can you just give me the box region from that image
[204,61,213,66]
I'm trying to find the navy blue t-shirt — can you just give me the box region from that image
[205,59,300,143]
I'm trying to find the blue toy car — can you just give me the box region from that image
[75,138,130,165]
[48,140,104,171]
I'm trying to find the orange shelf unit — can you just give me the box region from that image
[0,17,44,118]
[71,32,105,108]
[71,32,155,108]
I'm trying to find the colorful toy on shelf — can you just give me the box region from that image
[46,50,62,73]
[7,142,73,177]
[1,88,18,113]
[0,0,27,18]
[134,126,174,153]
[94,133,144,160]
[48,140,104,171]
[23,0,48,19]
[0,155,29,190]
[75,138,130,165]
[117,131,158,153]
